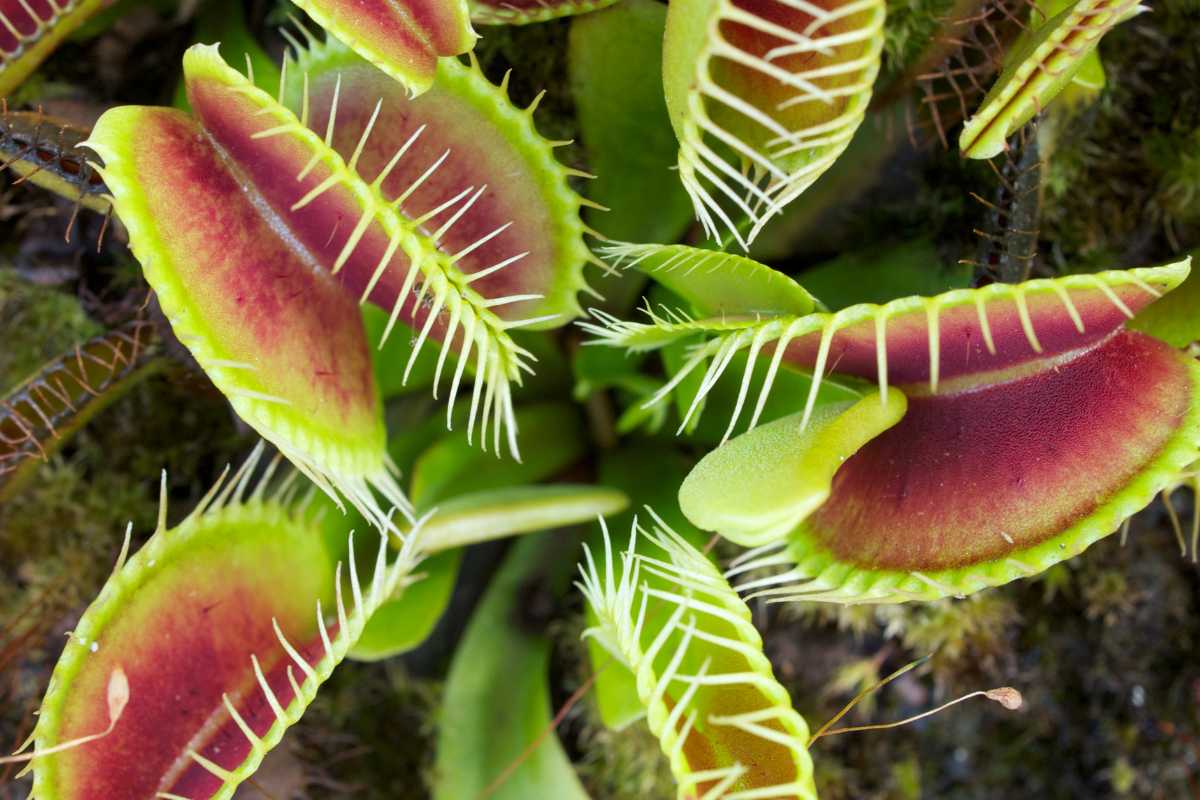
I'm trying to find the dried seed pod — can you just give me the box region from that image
[662,0,886,248]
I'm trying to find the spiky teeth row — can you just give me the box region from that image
[580,512,817,800]
[0,0,110,96]
[663,0,886,249]
[29,447,426,799]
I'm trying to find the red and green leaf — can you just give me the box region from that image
[281,38,594,335]
[29,451,423,799]
[593,259,1200,601]
[0,0,110,96]
[469,0,620,26]
[87,55,408,530]
[290,0,476,97]
[767,329,1200,602]
[580,513,817,799]
[662,0,886,248]
[276,38,595,450]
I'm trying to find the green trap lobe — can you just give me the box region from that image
[804,331,1194,572]
[33,506,338,799]
[290,0,475,96]
[289,50,587,327]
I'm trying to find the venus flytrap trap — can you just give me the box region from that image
[959,0,1144,159]
[0,318,160,503]
[289,0,477,97]
[276,36,598,415]
[23,446,425,799]
[579,512,819,800]
[0,0,110,96]
[663,0,886,249]
[470,0,622,26]
[82,35,596,527]
[14,437,625,798]
[590,253,1200,601]
[83,46,409,533]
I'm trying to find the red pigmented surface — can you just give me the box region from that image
[0,0,54,55]
[780,282,1156,385]
[186,73,452,343]
[44,524,333,799]
[302,0,472,83]
[807,331,1192,571]
[304,63,557,321]
[471,0,587,12]
[711,0,877,141]
[120,107,378,430]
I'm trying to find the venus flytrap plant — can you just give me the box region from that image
[276,35,598,416]
[663,0,886,249]
[579,512,818,800]
[0,0,110,96]
[289,0,477,97]
[590,253,1200,601]
[23,445,425,799]
[81,38,596,527]
[959,0,1144,159]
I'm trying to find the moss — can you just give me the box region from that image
[882,0,961,79]
[1042,11,1200,262]
[0,271,101,390]
[299,660,442,797]
[552,610,674,799]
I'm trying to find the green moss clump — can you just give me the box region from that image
[1042,12,1200,262]
[0,271,101,390]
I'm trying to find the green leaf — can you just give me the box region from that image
[349,549,461,662]
[797,239,972,310]
[418,484,629,552]
[434,534,590,800]
[604,242,821,317]
[411,403,587,506]
[352,404,589,660]
[1130,252,1200,347]
[568,0,693,246]
[679,388,907,546]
